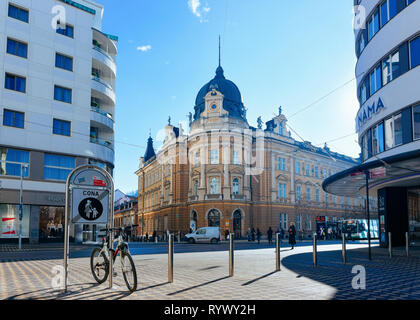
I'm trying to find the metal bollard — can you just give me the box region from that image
[276,233,281,271]
[406,232,409,257]
[388,232,392,258]
[342,233,347,264]
[168,234,174,283]
[313,233,318,267]
[229,233,234,277]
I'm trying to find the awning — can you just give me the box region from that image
[322,149,420,197]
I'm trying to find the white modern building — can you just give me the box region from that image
[324,0,420,247]
[0,0,117,243]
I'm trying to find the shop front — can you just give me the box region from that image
[323,150,420,248]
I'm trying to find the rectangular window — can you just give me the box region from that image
[5,73,26,93]
[210,149,219,164]
[90,127,98,142]
[55,53,73,71]
[382,55,392,86]
[368,10,379,40]
[278,157,285,171]
[232,150,240,165]
[54,85,72,103]
[56,23,74,38]
[385,117,394,150]
[378,122,385,153]
[391,50,401,79]
[296,162,300,174]
[315,167,319,178]
[7,38,27,58]
[372,126,378,156]
[306,187,311,202]
[53,119,71,136]
[278,183,286,199]
[389,0,398,19]
[3,109,24,128]
[305,164,310,176]
[394,113,403,146]
[44,154,75,181]
[296,186,301,200]
[380,1,389,28]
[413,105,420,140]
[8,4,29,23]
[0,148,29,177]
[410,36,420,69]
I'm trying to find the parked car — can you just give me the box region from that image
[184,227,220,244]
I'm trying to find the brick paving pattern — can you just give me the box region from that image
[0,243,419,300]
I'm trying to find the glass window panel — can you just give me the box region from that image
[413,105,420,140]
[372,126,378,155]
[378,122,385,153]
[385,118,394,150]
[382,56,392,86]
[375,65,382,91]
[394,113,403,146]
[391,51,400,79]
[389,0,398,19]
[410,36,420,69]
[380,1,389,27]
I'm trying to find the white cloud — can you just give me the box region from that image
[137,45,152,52]
[188,0,210,22]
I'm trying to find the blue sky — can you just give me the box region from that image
[97,0,360,194]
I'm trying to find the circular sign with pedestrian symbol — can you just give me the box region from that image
[78,198,103,221]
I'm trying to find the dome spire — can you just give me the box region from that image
[218,35,221,67]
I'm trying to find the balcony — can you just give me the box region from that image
[205,194,223,200]
[91,75,116,104]
[231,194,245,200]
[90,106,114,132]
[90,137,114,151]
[92,44,117,76]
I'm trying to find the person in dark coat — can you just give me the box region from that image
[288,223,297,249]
[225,229,230,241]
[251,228,256,242]
[267,227,273,244]
[152,230,157,242]
[256,228,262,244]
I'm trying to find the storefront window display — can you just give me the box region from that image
[39,206,65,240]
[0,204,30,239]
[408,188,420,245]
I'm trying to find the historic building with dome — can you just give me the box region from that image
[133,62,370,239]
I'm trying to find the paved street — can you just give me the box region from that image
[0,241,419,300]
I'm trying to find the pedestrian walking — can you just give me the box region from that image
[247,228,251,242]
[256,228,262,244]
[288,223,296,249]
[225,229,230,241]
[267,227,273,244]
[251,228,256,242]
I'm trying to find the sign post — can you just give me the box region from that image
[63,165,114,293]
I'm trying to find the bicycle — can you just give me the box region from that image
[90,225,138,292]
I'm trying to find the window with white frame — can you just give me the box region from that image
[278,183,286,199]
[210,177,219,194]
[232,178,240,195]
[232,150,240,165]
[296,215,301,231]
[210,149,219,164]
[280,213,288,230]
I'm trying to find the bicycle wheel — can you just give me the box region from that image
[120,251,137,292]
[90,248,109,284]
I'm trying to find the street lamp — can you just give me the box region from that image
[19,163,29,250]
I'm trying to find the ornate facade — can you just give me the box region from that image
[135,64,367,239]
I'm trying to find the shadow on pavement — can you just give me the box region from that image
[6,282,133,300]
[167,276,230,296]
[280,247,420,300]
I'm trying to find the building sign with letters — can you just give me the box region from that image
[356,97,385,131]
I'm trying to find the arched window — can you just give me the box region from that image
[208,209,220,227]
[210,177,219,194]
[232,178,240,195]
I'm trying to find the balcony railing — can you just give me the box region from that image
[90,137,113,150]
[93,44,115,62]
[232,194,245,200]
[92,75,114,91]
[91,106,113,121]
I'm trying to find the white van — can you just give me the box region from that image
[184,227,220,244]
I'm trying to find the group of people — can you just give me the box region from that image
[245,223,297,249]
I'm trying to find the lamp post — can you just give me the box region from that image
[364,170,371,261]
[19,163,28,250]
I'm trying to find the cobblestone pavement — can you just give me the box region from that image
[0,242,419,300]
